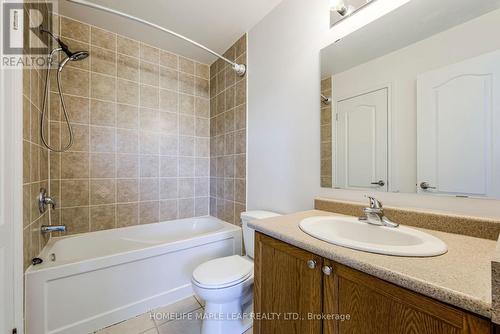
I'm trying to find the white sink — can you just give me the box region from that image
[299,216,447,257]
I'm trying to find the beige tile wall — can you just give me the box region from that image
[22,2,51,270]
[209,35,247,225]
[320,77,332,187]
[46,15,211,235]
[22,13,247,269]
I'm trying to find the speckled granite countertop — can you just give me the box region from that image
[249,210,496,318]
[491,238,500,323]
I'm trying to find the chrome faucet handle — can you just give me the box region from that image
[38,188,56,213]
[366,196,383,209]
[360,196,399,228]
[363,207,383,215]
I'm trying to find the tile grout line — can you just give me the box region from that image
[138,47,143,222]
[114,31,118,229]
[58,13,210,77]
[50,83,210,110]
[176,53,181,220]
[156,47,161,224]
[87,19,92,233]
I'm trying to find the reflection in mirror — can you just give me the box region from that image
[320,0,500,199]
[320,78,333,187]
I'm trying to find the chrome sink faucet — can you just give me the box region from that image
[359,196,399,228]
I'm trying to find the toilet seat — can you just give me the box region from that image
[192,255,253,289]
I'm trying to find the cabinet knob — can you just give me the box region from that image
[322,265,333,276]
[307,260,317,269]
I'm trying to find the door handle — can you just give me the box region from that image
[420,182,436,190]
[371,180,385,187]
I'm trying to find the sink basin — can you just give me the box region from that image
[299,216,447,257]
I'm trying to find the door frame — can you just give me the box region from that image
[0,19,25,334]
[332,82,395,192]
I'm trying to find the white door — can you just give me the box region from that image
[417,50,500,198]
[335,88,388,191]
[0,195,14,334]
[0,72,15,333]
[1,2,22,330]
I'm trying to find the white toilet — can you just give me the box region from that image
[192,211,281,334]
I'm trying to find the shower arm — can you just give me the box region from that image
[321,94,331,105]
[66,0,246,76]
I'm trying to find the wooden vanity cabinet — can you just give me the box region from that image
[254,232,323,334]
[254,232,492,334]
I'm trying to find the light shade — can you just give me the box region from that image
[327,0,412,42]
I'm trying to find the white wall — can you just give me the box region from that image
[247,0,328,214]
[331,8,500,194]
[247,0,500,219]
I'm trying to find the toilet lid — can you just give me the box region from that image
[193,255,253,288]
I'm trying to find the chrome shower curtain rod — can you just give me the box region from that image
[66,0,247,76]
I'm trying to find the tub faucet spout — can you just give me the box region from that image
[41,225,66,234]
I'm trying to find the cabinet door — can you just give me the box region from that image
[323,262,491,334]
[254,233,323,334]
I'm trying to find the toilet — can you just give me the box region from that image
[192,211,281,334]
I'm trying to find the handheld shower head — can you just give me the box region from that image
[58,50,89,72]
[39,26,89,65]
[39,26,90,152]
[70,51,89,61]
[57,39,89,62]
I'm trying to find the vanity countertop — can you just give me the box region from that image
[249,210,496,318]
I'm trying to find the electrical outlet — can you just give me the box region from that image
[9,9,23,49]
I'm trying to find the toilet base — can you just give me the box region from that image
[191,257,254,334]
[201,299,252,334]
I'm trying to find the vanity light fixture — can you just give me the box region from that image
[330,0,350,16]
[327,0,412,41]
[331,0,375,22]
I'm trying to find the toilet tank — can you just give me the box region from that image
[241,211,281,259]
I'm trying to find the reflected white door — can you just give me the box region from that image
[335,88,388,191]
[417,50,500,198]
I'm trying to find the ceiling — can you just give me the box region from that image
[57,0,283,64]
[321,0,500,76]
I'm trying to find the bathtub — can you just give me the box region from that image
[25,216,242,334]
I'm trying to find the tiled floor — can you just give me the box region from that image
[94,296,253,334]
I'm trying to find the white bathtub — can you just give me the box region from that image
[25,216,242,334]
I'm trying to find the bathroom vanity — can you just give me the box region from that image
[251,207,498,334]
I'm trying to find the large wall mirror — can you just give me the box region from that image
[320,0,500,199]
